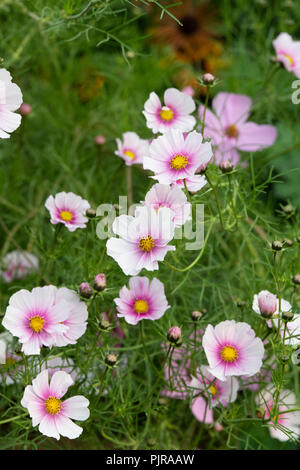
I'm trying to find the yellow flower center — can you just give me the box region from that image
[134,299,149,315]
[220,345,239,363]
[45,397,62,415]
[170,154,189,170]
[225,125,239,138]
[139,235,155,252]
[124,150,136,160]
[284,53,294,65]
[208,384,218,396]
[60,210,73,222]
[29,316,44,333]
[160,108,174,121]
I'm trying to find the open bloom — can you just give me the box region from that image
[273,33,300,78]
[202,320,264,381]
[143,129,212,184]
[143,88,196,134]
[273,314,300,346]
[2,286,70,355]
[256,387,300,441]
[52,287,88,347]
[198,92,277,165]
[190,366,239,424]
[114,276,169,325]
[0,68,23,138]
[21,369,90,440]
[45,192,90,232]
[0,250,39,282]
[115,132,149,166]
[252,291,291,317]
[106,205,175,276]
[143,183,191,227]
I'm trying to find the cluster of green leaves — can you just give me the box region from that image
[0,0,299,451]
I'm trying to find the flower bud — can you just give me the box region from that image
[292,274,300,285]
[99,313,111,330]
[219,160,233,173]
[283,238,293,247]
[147,438,156,447]
[94,273,106,292]
[202,73,215,85]
[94,135,106,145]
[282,311,294,323]
[297,236,300,244]
[191,310,203,321]
[272,240,283,251]
[257,290,277,317]
[279,354,289,364]
[283,204,294,215]
[86,208,96,219]
[105,353,118,367]
[79,282,93,299]
[158,397,168,406]
[19,103,32,116]
[167,326,181,345]
[236,299,246,309]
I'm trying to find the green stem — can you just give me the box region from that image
[205,173,225,230]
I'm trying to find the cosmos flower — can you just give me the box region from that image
[0,68,23,138]
[143,183,191,227]
[273,314,300,346]
[0,250,39,282]
[115,132,149,166]
[143,88,196,134]
[256,387,300,441]
[171,174,207,193]
[114,276,170,325]
[52,287,88,347]
[198,92,277,165]
[273,33,300,78]
[190,366,239,424]
[202,320,264,381]
[252,290,291,317]
[2,286,69,355]
[21,369,90,440]
[106,205,175,276]
[45,192,90,232]
[0,332,22,385]
[143,129,212,185]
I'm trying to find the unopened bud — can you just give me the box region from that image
[272,240,283,251]
[167,326,181,345]
[236,299,246,308]
[79,282,93,299]
[292,274,300,285]
[94,135,106,145]
[94,273,106,292]
[257,291,277,317]
[283,204,294,215]
[279,354,289,364]
[86,208,96,219]
[19,103,32,116]
[282,311,294,322]
[202,73,215,85]
[158,397,168,406]
[99,313,111,330]
[147,438,156,447]
[219,160,233,173]
[191,310,203,321]
[283,238,293,247]
[105,353,117,367]
[297,236,300,244]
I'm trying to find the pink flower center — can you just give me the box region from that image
[139,235,155,252]
[220,345,239,363]
[225,125,239,139]
[60,210,73,222]
[29,316,44,333]
[134,299,149,315]
[45,396,61,415]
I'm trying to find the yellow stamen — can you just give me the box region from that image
[284,53,294,65]
[220,345,238,363]
[124,150,136,160]
[160,108,174,121]
[139,235,155,252]
[29,316,44,333]
[60,210,73,222]
[225,125,239,138]
[134,299,149,315]
[208,384,218,396]
[170,154,188,170]
[45,397,62,415]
